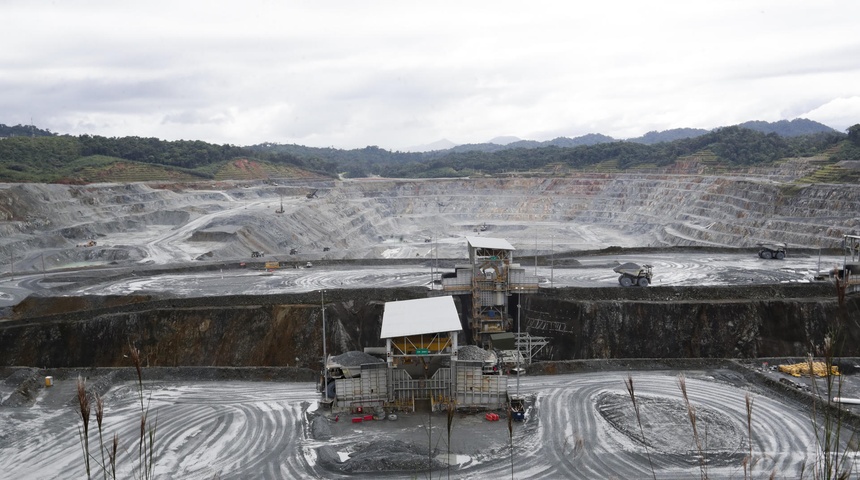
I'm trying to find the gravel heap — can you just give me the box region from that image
[318,439,447,474]
[330,351,384,366]
[310,415,332,441]
[457,345,493,361]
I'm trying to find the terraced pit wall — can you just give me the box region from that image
[0,285,858,368]
[3,169,860,272]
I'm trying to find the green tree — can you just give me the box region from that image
[848,124,860,146]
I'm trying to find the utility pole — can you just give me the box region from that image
[516,303,521,396]
[434,234,438,285]
[321,290,329,402]
[429,234,435,288]
[817,238,822,277]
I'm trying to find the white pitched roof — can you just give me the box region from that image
[380,296,462,338]
[466,236,515,250]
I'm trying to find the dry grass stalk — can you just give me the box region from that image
[128,342,144,408]
[135,396,159,480]
[75,342,156,479]
[744,392,754,479]
[95,393,107,480]
[508,404,514,479]
[139,410,147,465]
[109,433,118,480]
[95,394,104,431]
[78,379,119,479]
[128,341,157,480]
[625,374,656,480]
[76,376,92,478]
[446,402,455,480]
[146,419,158,479]
[806,339,856,480]
[678,374,707,480]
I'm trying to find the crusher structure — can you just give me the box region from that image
[325,296,509,413]
[440,236,539,347]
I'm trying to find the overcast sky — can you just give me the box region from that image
[3,1,859,151]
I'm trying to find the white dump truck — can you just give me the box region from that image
[757,243,786,260]
[613,262,653,287]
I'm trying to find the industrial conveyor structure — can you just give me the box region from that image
[441,236,539,347]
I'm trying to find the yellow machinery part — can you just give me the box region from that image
[778,362,840,377]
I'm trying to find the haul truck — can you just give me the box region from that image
[757,243,786,260]
[613,262,653,287]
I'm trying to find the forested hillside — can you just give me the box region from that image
[0,134,338,183]
[0,122,857,183]
[0,124,56,138]
[316,127,850,178]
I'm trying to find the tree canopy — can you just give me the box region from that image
[0,123,851,183]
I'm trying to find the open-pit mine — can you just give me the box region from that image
[1,165,860,478]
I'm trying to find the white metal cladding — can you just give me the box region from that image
[389,367,452,404]
[453,361,507,408]
[508,267,539,289]
[333,364,388,403]
[441,268,472,292]
[380,295,462,338]
[466,236,515,251]
[334,378,361,401]
[360,364,387,398]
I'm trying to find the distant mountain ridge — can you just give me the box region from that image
[736,119,837,136]
[408,118,837,152]
[422,133,618,154]
[0,118,849,183]
[627,128,711,145]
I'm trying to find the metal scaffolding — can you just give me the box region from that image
[452,237,540,346]
[514,332,550,364]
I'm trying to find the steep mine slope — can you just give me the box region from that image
[0,162,858,274]
[1,285,858,367]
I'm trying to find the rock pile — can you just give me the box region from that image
[330,351,383,366]
[457,345,493,361]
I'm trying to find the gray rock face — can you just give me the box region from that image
[1,285,857,368]
[1,171,858,274]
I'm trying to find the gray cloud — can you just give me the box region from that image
[3,0,859,149]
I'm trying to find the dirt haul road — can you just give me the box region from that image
[1,368,854,479]
[0,250,841,307]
